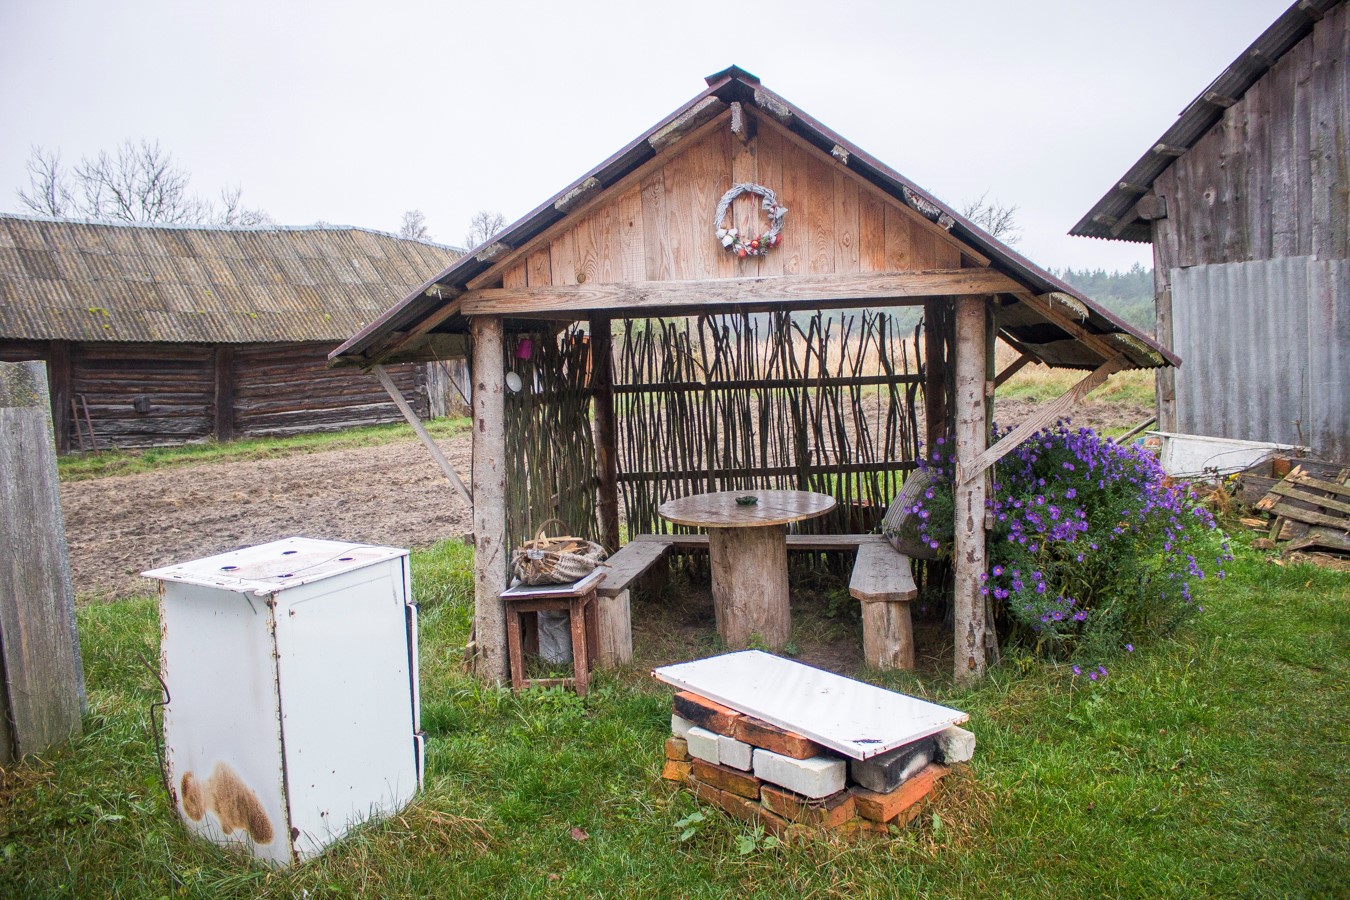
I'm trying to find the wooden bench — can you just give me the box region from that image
[598,531,917,671]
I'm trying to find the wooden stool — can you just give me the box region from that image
[502,580,601,696]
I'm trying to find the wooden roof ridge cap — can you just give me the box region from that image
[1069,0,1341,241]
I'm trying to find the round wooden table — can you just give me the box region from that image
[658,490,836,650]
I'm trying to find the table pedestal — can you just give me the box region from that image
[709,524,790,650]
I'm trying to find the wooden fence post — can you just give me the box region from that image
[471,317,510,684]
[952,298,990,685]
[0,361,85,762]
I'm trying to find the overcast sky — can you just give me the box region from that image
[1,0,1291,272]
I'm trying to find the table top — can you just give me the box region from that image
[658,489,836,529]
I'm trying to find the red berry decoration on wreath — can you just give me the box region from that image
[713,183,787,257]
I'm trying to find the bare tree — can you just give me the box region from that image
[17,146,74,217]
[215,185,274,227]
[15,140,270,226]
[960,191,1021,244]
[399,209,431,241]
[465,209,505,249]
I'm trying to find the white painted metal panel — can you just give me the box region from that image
[160,581,292,865]
[1143,431,1309,478]
[144,537,406,595]
[653,651,967,760]
[272,558,418,860]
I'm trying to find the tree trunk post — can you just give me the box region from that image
[0,361,86,763]
[590,317,621,555]
[952,297,990,685]
[471,316,510,684]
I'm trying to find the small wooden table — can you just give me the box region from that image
[658,490,835,650]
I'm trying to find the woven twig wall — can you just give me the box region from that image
[614,311,923,538]
[504,325,599,549]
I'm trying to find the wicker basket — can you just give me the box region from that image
[510,519,608,586]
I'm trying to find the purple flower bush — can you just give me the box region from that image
[909,421,1231,661]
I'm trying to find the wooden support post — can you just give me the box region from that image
[590,317,621,554]
[0,361,85,763]
[471,317,510,684]
[952,297,990,685]
[372,364,473,506]
[923,299,949,452]
[213,346,235,443]
[47,341,72,455]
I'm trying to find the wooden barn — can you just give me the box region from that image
[0,215,461,452]
[332,66,1174,685]
[1072,0,1348,461]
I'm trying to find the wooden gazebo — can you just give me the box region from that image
[332,66,1175,685]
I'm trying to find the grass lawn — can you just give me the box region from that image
[1,536,1346,898]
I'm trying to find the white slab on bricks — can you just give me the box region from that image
[653,650,967,760]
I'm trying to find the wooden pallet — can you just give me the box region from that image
[1255,464,1350,552]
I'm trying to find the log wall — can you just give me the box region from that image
[0,339,427,451]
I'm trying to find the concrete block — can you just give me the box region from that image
[671,714,693,738]
[752,748,846,799]
[717,733,754,771]
[848,736,935,793]
[685,725,720,765]
[935,725,976,764]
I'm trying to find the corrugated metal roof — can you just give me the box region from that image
[1071,0,1342,242]
[0,215,462,344]
[332,66,1175,372]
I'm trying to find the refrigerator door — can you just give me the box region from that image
[271,558,418,860]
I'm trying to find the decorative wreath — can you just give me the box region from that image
[713,183,787,257]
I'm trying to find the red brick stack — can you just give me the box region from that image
[660,690,974,839]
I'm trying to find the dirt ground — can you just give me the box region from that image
[61,394,1151,601]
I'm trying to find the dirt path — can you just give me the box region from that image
[61,438,475,600]
[62,395,1151,600]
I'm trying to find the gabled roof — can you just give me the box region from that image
[1071,0,1341,242]
[0,214,462,344]
[333,66,1176,371]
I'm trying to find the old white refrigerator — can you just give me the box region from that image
[144,537,423,866]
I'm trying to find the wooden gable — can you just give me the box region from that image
[477,111,971,294]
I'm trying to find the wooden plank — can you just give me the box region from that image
[612,373,923,394]
[471,316,510,684]
[833,169,860,274]
[461,269,1022,317]
[777,138,811,275]
[372,364,472,505]
[634,532,888,551]
[549,220,579,286]
[526,248,552,287]
[1266,500,1350,530]
[0,361,84,762]
[47,341,72,454]
[754,124,785,278]
[858,189,888,272]
[1268,481,1350,516]
[596,539,670,596]
[883,203,914,271]
[804,152,835,275]
[502,261,527,289]
[1286,472,1350,499]
[617,185,645,283]
[848,541,917,603]
[959,354,1127,484]
[952,296,989,685]
[213,345,235,442]
[729,111,761,279]
[993,352,1033,388]
[640,171,673,282]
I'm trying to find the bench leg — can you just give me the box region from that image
[569,594,591,696]
[594,589,632,667]
[862,601,914,670]
[506,608,527,692]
